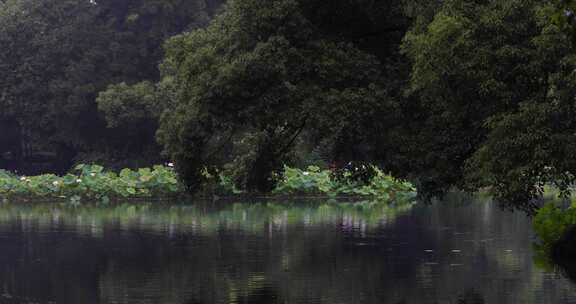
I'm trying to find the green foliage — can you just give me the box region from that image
[532,202,576,272]
[0,162,414,203]
[0,0,109,153]
[275,166,334,195]
[200,167,244,196]
[95,81,164,167]
[0,0,223,169]
[156,0,388,193]
[533,203,576,250]
[97,81,160,129]
[401,0,576,203]
[0,164,182,203]
[199,163,417,202]
[274,165,417,202]
[5,0,575,205]
[465,10,576,204]
[549,0,576,40]
[331,161,378,186]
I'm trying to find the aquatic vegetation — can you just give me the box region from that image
[0,164,416,203]
[0,164,182,203]
[274,165,417,202]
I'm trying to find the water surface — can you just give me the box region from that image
[0,198,574,304]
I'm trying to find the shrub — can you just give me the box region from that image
[533,203,575,249]
[533,202,576,272]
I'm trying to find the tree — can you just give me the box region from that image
[0,0,224,172]
[0,0,111,169]
[402,0,576,204]
[157,0,388,192]
[96,81,164,167]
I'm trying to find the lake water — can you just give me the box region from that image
[0,197,574,304]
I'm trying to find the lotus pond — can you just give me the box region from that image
[0,164,416,203]
[0,196,574,303]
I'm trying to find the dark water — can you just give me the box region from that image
[0,198,574,304]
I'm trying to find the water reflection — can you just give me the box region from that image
[396,290,485,304]
[0,199,572,304]
[455,290,484,304]
[534,226,576,285]
[0,199,415,236]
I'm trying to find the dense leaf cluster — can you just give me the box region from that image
[401,0,576,203]
[157,0,390,192]
[4,0,576,204]
[0,163,413,203]
[0,0,223,170]
[274,165,416,201]
[330,161,379,187]
[0,164,181,203]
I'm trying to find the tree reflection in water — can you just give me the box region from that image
[538,226,576,284]
[455,289,484,304]
[0,199,572,303]
[0,199,416,304]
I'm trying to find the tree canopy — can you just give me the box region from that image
[0,0,222,170]
[157,0,392,192]
[402,0,576,203]
[2,0,576,205]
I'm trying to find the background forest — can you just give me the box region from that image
[2,0,576,204]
